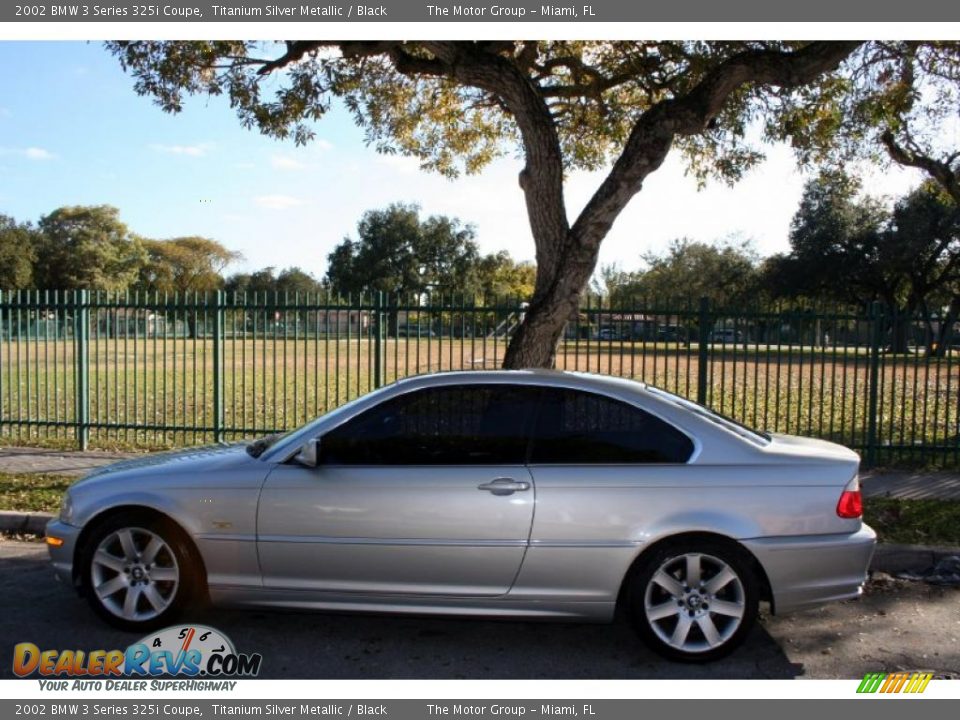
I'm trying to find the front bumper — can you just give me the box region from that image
[45,518,83,588]
[743,524,877,614]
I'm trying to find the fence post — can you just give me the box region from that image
[373,292,384,389]
[697,296,710,406]
[75,289,90,450]
[865,301,883,467]
[212,290,225,443]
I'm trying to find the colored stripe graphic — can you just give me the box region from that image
[857,672,933,694]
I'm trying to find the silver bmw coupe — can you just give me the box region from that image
[46,370,875,662]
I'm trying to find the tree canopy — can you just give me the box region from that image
[0,214,40,290]
[139,236,241,293]
[33,205,147,291]
[107,40,869,366]
[326,203,480,296]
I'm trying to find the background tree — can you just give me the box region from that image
[326,203,479,297]
[225,266,327,295]
[138,236,240,293]
[108,40,862,367]
[33,205,146,291]
[473,251,536,300]
[0,214,40,290]
[764,175,960,352]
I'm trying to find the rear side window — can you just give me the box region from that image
[529,388,693,464]
[320,384,537,465]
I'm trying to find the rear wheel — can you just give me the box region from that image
[80,512,200,631]
[628,539,759,662]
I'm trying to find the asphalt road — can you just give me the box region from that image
[2,538,958,680]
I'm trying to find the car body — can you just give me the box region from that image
[46,370,875,661]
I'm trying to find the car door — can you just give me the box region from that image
[257,383,540,596]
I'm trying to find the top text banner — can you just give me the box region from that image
[6,0,960,22]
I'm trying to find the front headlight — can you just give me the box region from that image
[59,492,75,525]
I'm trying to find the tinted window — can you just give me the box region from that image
[530,389,693,464]
[321,385,537,465]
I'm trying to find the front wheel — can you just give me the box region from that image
[628,539,759,662]
[80,513,200,631]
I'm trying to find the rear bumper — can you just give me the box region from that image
[743,525,876,614]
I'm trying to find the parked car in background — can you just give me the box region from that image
[709,328,745,343]
[46,370,874,662]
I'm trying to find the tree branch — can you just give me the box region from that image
[881,129,960,205]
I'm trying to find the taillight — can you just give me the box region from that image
[837,475,863,519]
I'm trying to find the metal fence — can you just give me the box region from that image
[1,289,958,468]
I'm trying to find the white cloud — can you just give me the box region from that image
[270,154,306,170]
[0,146,57,160]
[149,143,211,157]
[255,194,305,210]
[313,139,333,151]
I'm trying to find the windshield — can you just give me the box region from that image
[644,386,771,444]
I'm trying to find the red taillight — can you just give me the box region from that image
[837,489,863,518]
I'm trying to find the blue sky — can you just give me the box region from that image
[0,41,924,279]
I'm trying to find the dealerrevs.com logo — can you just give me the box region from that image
[13,625,262,687]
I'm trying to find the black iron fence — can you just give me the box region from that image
[0,289,957,468]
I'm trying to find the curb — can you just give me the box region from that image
[0,511,956,576]
[0,510,55,535]
[870,542,960,574]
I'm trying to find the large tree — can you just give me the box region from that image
[138,236,240,293]
[34,205,146,291]
[0,214,40,290]
[109,40,863,366]
[326,203,479,296]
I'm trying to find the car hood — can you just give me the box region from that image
[74,443,257,487]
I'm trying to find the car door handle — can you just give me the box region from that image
[478,478,531,495]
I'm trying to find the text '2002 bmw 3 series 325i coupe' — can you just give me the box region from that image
[46,370,875,662]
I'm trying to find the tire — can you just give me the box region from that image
[79,511,202,632]
[627,538,759,663]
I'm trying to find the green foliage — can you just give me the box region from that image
[473,250,536,300]
[0,214,39,290]
[326,203,480,297]
[601,238,761,307]
[34,206,147,291]
[224,266,327,296]
[864,497,960,546]
[138,236,241,293]
[765,174,960,311]
[106,41,839,182]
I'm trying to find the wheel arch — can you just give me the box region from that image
[615,531,774,616]
[73,504,209,601]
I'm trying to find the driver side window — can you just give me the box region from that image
[320,384,537,465]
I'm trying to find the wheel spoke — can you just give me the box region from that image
[670,613,693,648]
[93,550,125,573]
[697,615,722,647]
[141,537,164,565]
[653,570,685,598]
[705,566,737,594]
[685,554,701,586]
[96,575,127,597]
[710,599,745,618]
[122,585,142,619]
[646,601,681,622]
[117,529,138,561]
[142,585,166,612]
[150,566,177,582]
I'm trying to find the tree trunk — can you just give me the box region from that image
[932,294,960,358]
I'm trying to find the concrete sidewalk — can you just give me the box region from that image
[1,444,960,500]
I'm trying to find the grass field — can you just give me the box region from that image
[1,336,958,467]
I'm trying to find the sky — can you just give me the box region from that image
[0,41,928,280]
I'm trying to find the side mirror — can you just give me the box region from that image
[295,438,321,468]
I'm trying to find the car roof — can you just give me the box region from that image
[388,369,649,395]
